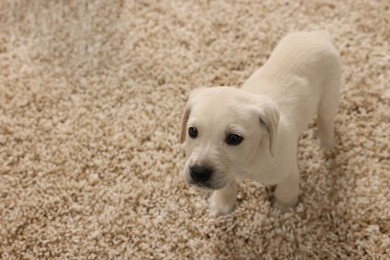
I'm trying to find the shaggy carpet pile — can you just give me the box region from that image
[0,0,389,258]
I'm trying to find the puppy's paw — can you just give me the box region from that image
[271,196,298,213]
[208,191,236,217]
[320,138,336,153]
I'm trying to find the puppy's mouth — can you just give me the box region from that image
[187,176,228,190]
[188,180,226,191]
[189,180,215,191]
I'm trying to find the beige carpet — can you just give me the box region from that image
[0,0,389,258]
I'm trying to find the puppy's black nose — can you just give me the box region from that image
[190,165,213,183]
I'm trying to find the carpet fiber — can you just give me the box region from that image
[1,0,389,258]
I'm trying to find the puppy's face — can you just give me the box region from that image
[180,87,279,190]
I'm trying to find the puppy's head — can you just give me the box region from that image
[180,87,279,190]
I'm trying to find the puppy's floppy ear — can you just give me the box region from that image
[180,87,206,143]
[255,97,280,156]
[180,105,191,143]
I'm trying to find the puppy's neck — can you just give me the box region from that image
[241,118,295,185]
[239,137,275,184]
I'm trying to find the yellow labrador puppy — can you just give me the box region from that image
[180,31,341,216]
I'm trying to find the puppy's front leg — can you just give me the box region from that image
[209,181,237,216]
[274,165,299,212]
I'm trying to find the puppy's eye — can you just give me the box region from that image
[188,127,198,138]
[226,133,243,145]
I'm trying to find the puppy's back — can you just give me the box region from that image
[242,31,341,134]
[253,31,339,82]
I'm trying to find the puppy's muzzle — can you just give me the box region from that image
[187,163,228,190]
[190,165,213,184]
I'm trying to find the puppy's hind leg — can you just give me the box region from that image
[209,181,237,217]
[317,78,340,152]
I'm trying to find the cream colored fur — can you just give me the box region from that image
[181,31,341,216]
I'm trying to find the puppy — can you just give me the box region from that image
[180,31,341,216]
